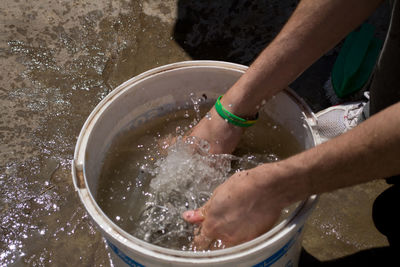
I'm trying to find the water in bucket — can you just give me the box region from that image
[97,97,302,251]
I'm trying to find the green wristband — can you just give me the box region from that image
[214,95,258,127]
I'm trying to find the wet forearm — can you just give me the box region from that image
[276,102,400,205]
[222,0,383,118]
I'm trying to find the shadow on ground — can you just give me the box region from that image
[172,0,390,111]
[173,0,295,65]
[172,0,335,111]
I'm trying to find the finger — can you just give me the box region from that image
[182,209,205,224]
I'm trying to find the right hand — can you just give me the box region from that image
[182,164,288,250]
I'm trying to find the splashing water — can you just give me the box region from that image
[134,137,234,249]
[122,136,280,250]
[97,104,301,251]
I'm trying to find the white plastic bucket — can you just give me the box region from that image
[72,61,319,267]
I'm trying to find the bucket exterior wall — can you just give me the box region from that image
[72,61,319,267]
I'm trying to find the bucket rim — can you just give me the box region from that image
[72,60,318,261]
[72,60,317,168]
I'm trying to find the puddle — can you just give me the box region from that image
[1,0,190,265]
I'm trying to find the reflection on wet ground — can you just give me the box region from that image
[0,0,392,266]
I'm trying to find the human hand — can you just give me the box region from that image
[182,164,287,250]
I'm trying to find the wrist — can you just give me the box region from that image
[189,107,244,154]
[219,88,261,120]
[215,95,258,127]
[253,160,311,209]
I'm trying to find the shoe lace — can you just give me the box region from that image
[345,103,365,128]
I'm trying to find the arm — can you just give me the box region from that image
[190,0,383,154]
[183,0,388,249]
[185,101,400,249]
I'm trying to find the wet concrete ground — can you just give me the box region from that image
[0,0,393,266]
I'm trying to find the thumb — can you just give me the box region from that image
[182,209,205,224]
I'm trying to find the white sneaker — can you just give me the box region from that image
[316,101,367,143]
